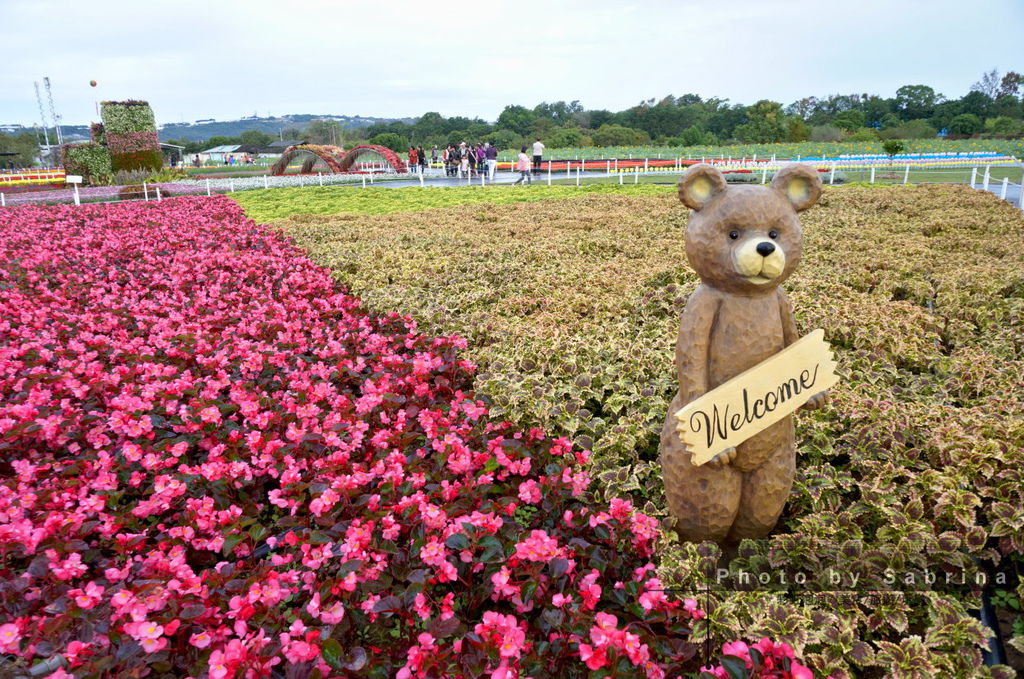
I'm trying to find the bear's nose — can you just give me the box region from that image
[756,242,776,257]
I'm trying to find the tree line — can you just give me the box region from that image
[161,69,1024,155]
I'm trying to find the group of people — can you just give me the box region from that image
[405,139,546,183]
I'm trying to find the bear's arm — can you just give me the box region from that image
[675,285,721,404]
[778,288,800,346]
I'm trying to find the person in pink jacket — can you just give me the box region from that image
[514,146,532,185]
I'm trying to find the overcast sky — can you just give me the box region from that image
[2,0,1022,127]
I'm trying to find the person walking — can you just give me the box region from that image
[466,144,477,178]
[485,142,498,180]
[532,138,545,175]
[417,146,427,174]
[459,150,469,179]
[475,144,486,180]
[408,147,418,172]
[514,146,532,185]
[431,145,438,165]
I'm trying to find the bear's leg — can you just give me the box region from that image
[727,419,796,541]
[661,400,742,542]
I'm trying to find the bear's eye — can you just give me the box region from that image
[768,230,779,239]
[728,231,739,240]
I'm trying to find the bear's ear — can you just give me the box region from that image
[678,163,727,211]
[771,164,822,212]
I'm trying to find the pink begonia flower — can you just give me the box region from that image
[684,598,706,619]
[209,649,230,679]
[64,640,94,667]
[721,639,751,663]
[789,662,815,679]
[517,479,541,504]
[320,601,346,624]
[0,623,20,652]
[578,643,608,670]
[189,631,212,649]
[140,636,168,653]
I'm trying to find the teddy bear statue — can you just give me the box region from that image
[660,163,829,543]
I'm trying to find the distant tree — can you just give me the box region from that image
[546,126,585,148]
[990,94,1023,120]
[971,69,1001,99]
[530,118,555,139]
[894,85,940,121]
[591,124,648,146]
[833,110,866,132]
[733,100,787,143]
[205,135,239,148]
[446,130,470,145]
[882,139,905,172]
[368,132,409,152]
[303,119,346,146]
[948,113,983,135]
[929,100,965,131]
[483,129,521,151]
[533,100,583,125]
[414,112,444,140]
[986,116,1022,135]
[703,100,747,139]
[680,125,708,146]
[786,118,811,142]
[238,129,275,147]
[958,90,992,119]
[861,95,893,128]
[0,131,39,168]
[879,112,902,129]
[496,105,536,136]
[587,109,615,129]
[997,71,1022,98]
[785,96,818,120]
[280,126,303,140]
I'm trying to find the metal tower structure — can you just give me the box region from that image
[33,81,51,149]
[43,77,63,146]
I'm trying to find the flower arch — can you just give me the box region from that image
[270,144,409,175]
[338,145,408,174]
[269,144,346,176]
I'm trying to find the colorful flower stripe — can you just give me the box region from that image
[0,197,711,678]
[0,171,66,186]
[106,130,161,155]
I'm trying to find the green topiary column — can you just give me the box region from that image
[100,100,163,172]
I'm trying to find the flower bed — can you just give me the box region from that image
[0,196,781,678]
[270,185,1024,678]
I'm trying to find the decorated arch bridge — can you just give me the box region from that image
[269,144,408,176]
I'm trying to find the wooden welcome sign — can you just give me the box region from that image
[674,329,840,466]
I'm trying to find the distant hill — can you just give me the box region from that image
[4,113,415,145]
[156,114,415,142]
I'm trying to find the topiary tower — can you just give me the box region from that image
[61,143,113,184]
[100,100,163,173]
